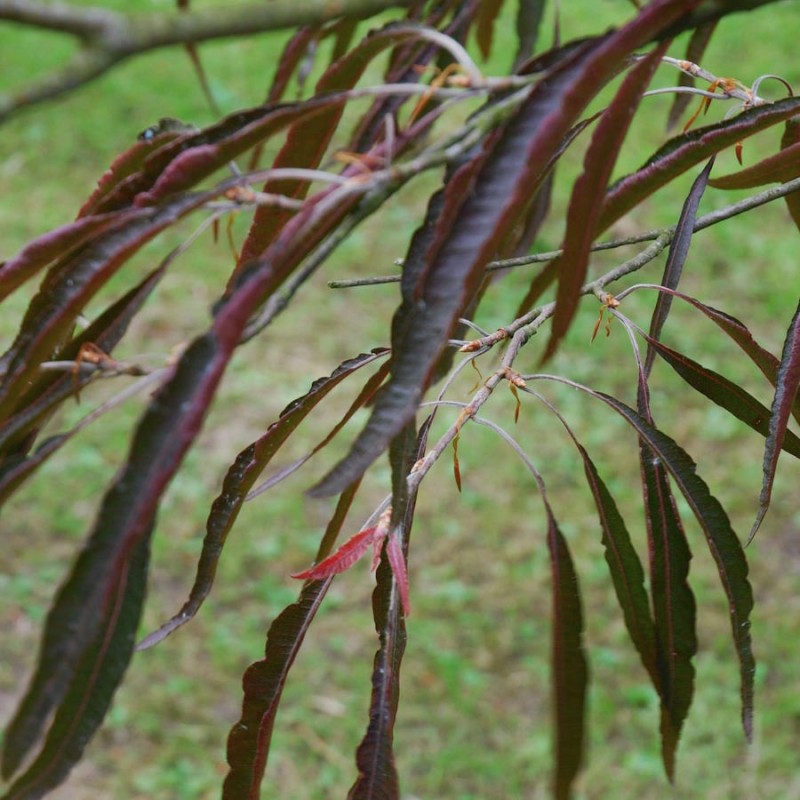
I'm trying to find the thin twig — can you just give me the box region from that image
[329,174,800,289]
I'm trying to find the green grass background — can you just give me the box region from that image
[2,1,800,798]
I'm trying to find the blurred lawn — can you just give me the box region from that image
[2,1,800,798]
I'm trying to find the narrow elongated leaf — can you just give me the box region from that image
[599,95,800,232]
[78,130,194,217]
[237,25,427,265]
[0,264,166,458]
[0,211,140,301]
[666,21,718,131]
[313,0,699,496]
[709,141,800,189]
[2,535,150,791]
[137,349,388,650]
[0,190,216,418]
[542,43,669,362]
[223,484,360,800]
[750,299,800,542]
[98,95,342,211]
[534,376,755,742]
[577,441,659,688]
[643,156,715,377]
[640,448,696,781]
[347,421,423,800]
[548,507,588,800]
[644,334,800,456]
[624,285,800,423]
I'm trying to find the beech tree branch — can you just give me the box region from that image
[0,0,411,122]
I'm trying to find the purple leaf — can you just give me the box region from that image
[643,156,715,377]
[136,349,389,650]
[0,191,216,419]
[237,24,439,266]
[536,376,755,744]
[0,264,166,460]
[640,447,696,781]
[708,140,800,189]
[548,506,588,800]
[576,441,660,689]
[624,286,800,424]
[643,333,800,457]
[312,0,698,496]
[513,0,547,69]
[780,118,800,233]
[1,536,150,790]
[0,210,141,302]
[750,299,800,542]
[223,484,359,800]
[347,421,426,800]
[599,95,800,232]
[542,42,670,363]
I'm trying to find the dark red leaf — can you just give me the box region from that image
[750,299,800,542]
[599,95,800,232]
[513,0,547,69]
[0,264,166,460]
[571,438,660,690]
[136,349,388,650]
[223,484,359,800]
[347,422,425,800]
[643,156,715,377]
[291,524,379,580]
[98,96,342,212]
[0,191,216,419]
[312,0,698,496]
[0,210,141,302]
[640,448,696,781]
[1,536,150,790]
[643,334,800,457]
[236,24,436,267]
[542,43,670,363]
[709,141,800,189]
[624,286,800,424]
[548,506,588,800]
[535,376,755,744]
[78,135,192,217]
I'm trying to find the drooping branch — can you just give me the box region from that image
[0,0,412,123]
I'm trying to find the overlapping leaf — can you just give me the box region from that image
[347,421,424,799]
[0,190,217,419]
[222,483,360,800]
[643,156,714,377]
[0,264,165,460]
[542,43,669,362]
[312,0,699,497]
[1,538,151,800]
[137,349,389,650]
[640,446,696,781]
[643,333,800,456]
[534,376,755,743]
[599,95,800,232]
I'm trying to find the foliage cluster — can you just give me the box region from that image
[2,1,800,798]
